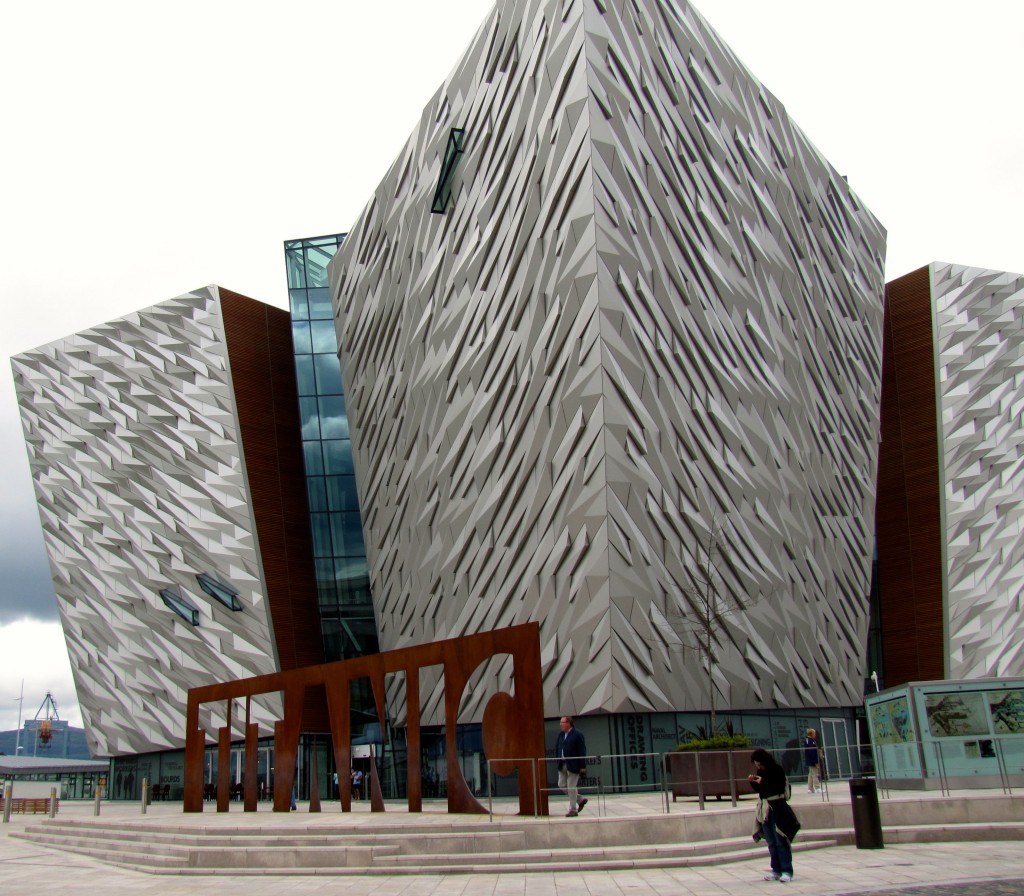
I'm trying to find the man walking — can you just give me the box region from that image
[555,715,588,817]
[804,728,821,793]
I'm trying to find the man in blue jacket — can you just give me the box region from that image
[555,715,588,817]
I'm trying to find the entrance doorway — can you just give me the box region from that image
[820,717,858,780]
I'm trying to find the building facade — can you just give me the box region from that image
[13,0,907,789]
[330,0,887,722]
[12,287,324,757]
[877,263,1024,686]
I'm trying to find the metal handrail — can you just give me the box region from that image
[483,737,1023,818]
[539,754,606,817]
[994,737,1012,795]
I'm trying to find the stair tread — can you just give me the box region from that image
[13,808,1024,876]
[101,842,841,876]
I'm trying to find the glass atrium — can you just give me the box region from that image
[284,234,379,663]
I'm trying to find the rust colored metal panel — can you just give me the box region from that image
[217,705,231,813]
[218,290,327,724]
[369,671,388,813]
[273,682,307,813]
[324,674,352,812]
[183,698,205,813]
[244,720,258,813]
[184,624,547,815]
[876,267,946,685]
[405,666,422,813]
[368,744,386,813]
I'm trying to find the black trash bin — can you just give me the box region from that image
[849,777,884,849]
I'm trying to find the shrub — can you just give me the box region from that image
[675,734,751,752]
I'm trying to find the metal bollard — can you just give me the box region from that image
[49,787,58,819]
[94,787,102,816]
[2,782,11,824]
[141,777,148,815]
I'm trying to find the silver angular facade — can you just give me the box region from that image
[12,288,285,756]
[331,0,887,719]
[934,264,1024,679]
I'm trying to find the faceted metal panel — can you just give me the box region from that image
[330,0,887,718]
[932,263,1024,679]
[12,287,283,756]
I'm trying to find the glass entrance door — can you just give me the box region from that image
[821,717,858,780]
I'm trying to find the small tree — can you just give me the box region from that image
[663,515,750,735]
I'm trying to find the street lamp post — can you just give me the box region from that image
[13,679,24,757]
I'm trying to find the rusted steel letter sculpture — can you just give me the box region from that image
[183,623,547,816]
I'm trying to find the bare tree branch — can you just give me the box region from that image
[653,513,753,734]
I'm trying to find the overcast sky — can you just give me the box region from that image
[1,0,1022,734]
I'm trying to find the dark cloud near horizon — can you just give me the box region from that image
[1,373,59,624]
[0,526,58,624]
[0,435,59,625]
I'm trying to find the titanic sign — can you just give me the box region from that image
[183,622,547,816]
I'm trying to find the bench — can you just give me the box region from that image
[0,797,60,814]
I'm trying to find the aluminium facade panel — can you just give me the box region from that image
[877,263,1024,686]
[331,0,886,719]
[12,287,288,756]
[932,263,1024,679]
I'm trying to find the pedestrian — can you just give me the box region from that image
[351,767,363,800]
[333,770,339,798]
[748,748,800,882]
[554,715,588,817]
[804,728,821,793]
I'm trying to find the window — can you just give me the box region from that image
[159,586,199,626]
[310,319,339,354]
[307,288,333,320]
[196,572,242,611]
[431,127,466,214]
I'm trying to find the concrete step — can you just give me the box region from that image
[97,839,840,876]
[387,833,763,866]
[13,824,528,870]
[18,821,526,853]
[12,829,191,861]
[14,807,1024,877]
[189,844,401,869]
[10,834,191,869]
[22,819,501,839]
[13,829,401,869]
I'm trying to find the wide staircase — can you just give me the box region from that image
[11,793,1024,875]
[11,814,834,875]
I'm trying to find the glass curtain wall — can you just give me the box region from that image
[284,234,380,664]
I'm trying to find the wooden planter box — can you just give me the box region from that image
[667,749,750,801]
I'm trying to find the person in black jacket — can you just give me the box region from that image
[554,716,588,817]
[748,748,799,882]
[804,728,821,793]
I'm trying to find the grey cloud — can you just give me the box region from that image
[0,511,57,624]
[0,397,58,625]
